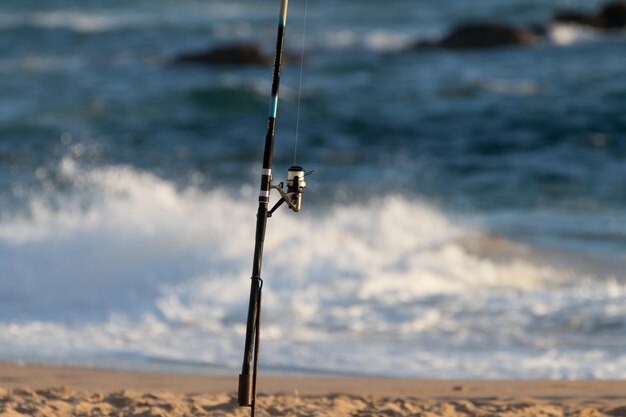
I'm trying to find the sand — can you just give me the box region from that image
[1,362,626,417]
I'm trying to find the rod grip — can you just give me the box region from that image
[238,373,253,407]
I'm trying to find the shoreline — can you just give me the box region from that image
[2,362,626,416]
[1,361,626,398]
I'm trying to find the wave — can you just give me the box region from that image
[0,3,280,36]
[0,159,623,378]
[320,30,415,51]
[0,158,562,315]
[0,11,131,33]
[548,23,605,46]
[0,8,238,34]
[440,78,546,97]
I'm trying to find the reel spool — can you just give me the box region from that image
[286,165,307,212]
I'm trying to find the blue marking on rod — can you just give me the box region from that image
[269,96,278,118]
[279,15,285,26]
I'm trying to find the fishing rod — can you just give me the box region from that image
[238,0,309,416]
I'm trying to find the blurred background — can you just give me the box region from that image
[0,0,625,378]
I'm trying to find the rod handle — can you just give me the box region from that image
[238,373,253,407]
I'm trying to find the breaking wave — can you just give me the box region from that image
[548,23,604,46]
[2,160,623,378]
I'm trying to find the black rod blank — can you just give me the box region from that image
[238,0,290,414]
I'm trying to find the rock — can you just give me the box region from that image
[411,39,439,48]
[439,22,537,49]
[600,1,626,28]
[172,43,300,67]
[528,23,550,37]
[173,43,273,66]
[553,11,604,27]
[553,1,626,29]
[411,22,537,50]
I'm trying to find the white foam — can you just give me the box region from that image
[481,79,544,96]
[0,158,256,319]
[442,79,546,97]
[364,31,415,51]
[0,161,622,377]
[320,30,414,51]
[0,11,135,33]
[549,23,603,46]
[0,5,271,34]
[0,10,168,34]
[30,11,124,33]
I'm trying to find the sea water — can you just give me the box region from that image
[0,0,625,378]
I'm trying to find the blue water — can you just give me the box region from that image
[0,0,625,378]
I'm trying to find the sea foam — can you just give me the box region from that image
[549,23,603,46]
[0,160,623,378]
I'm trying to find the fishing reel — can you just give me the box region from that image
[268,165,311,217]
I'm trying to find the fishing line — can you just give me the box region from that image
[293,0,309,165]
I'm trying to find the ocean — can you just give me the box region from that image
[0,0,625,379]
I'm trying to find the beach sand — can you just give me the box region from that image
[1,362,626,416]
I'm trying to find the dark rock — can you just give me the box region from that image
[528,23,550,37]
[172,43,300,67]
[411,39,439,48]
[553,11,604,27]
[439,22,537,49]
[600,1,626,28]
[553,1,626,29]
[173,43,272,66]
[410,22,538,51]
